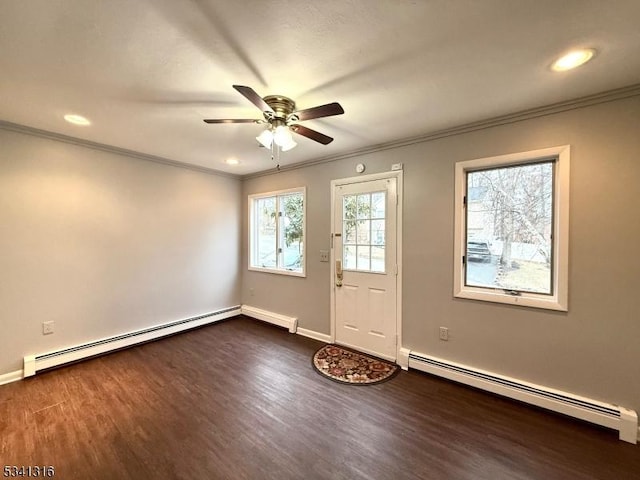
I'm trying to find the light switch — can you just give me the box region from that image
[320,250,329,262]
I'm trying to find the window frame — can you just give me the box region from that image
[248,186,306,277]
[453,146,570,311]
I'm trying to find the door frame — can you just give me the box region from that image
[329,170,403,362]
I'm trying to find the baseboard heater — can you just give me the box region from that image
[240,305,298,333]
[407,351,638,444]
[24,306,241,377]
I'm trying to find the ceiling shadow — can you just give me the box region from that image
[298,45,423,99]
[146,0,268,88]
[113,88,240,107]
[190,0,268,87]
[306,118,370,142]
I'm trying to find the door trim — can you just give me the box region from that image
[329,170,403,362]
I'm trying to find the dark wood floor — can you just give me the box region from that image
[1,316,638,479]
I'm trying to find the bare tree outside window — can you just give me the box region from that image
[465,161,554,294]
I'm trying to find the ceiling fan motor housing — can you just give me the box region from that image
[263,95,297,124]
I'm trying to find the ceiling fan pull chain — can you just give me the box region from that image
[275,142,281,170]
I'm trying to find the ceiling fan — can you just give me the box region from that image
[203,85,344,151]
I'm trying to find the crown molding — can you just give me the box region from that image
[242,82,640,179]
[3,83,639,181]
[0,121,239,179]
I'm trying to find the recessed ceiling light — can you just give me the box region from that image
[225,158,239,165]
[64,114,91,126]
[551,49,596,72]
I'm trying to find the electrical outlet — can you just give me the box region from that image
[319,250,329,262]
[439,326,449,341]
[249,288,255,296]
[43,321,54,335]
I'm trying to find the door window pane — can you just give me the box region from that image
[357,194,370,219]
[342,191,386,273]
[343,195,357,220]
[356,220,370,244]
[371,246,385,272]
[356,246,371,270]
[371,192,385,218]
[344,245,356,269]
[371,220,385,245]
[344,220,356,244]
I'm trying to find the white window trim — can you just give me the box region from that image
[248,186,306,277]
[453,145,570,311]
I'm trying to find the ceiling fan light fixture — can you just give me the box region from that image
[256,129,273,148]
[279,136,297,152]
[273,125,296,150]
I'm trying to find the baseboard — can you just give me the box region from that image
[0,369,23,386]
[398,348,410,371]
[407,350,638,444]
[241,305,298,333]
[296,327,331,343]
[240,305,327,342]
[24,306,241,377]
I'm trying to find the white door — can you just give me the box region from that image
[332,176,398,361]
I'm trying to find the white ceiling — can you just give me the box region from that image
[1,1,640,176]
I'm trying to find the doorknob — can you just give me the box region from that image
[335,260,343,287]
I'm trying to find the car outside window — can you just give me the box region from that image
[454,146,570,311]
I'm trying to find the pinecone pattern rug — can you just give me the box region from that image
[312,344,399,385]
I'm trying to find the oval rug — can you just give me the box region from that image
[312,344,399,385]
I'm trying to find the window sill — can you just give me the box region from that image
[454,287,567,311]
[248,266,306,278]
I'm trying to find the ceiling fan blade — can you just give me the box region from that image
[233,85,274,114]
[290,124,334,145]
[293,102,344,121]
[203,119,260,124]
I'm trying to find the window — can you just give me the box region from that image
[249,187,305,276]
[454,146,569,311]
[342,191,386,273]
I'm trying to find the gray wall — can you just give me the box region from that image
[242,95,640,413]
[0,128,242,375]
[2,94,638,415]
